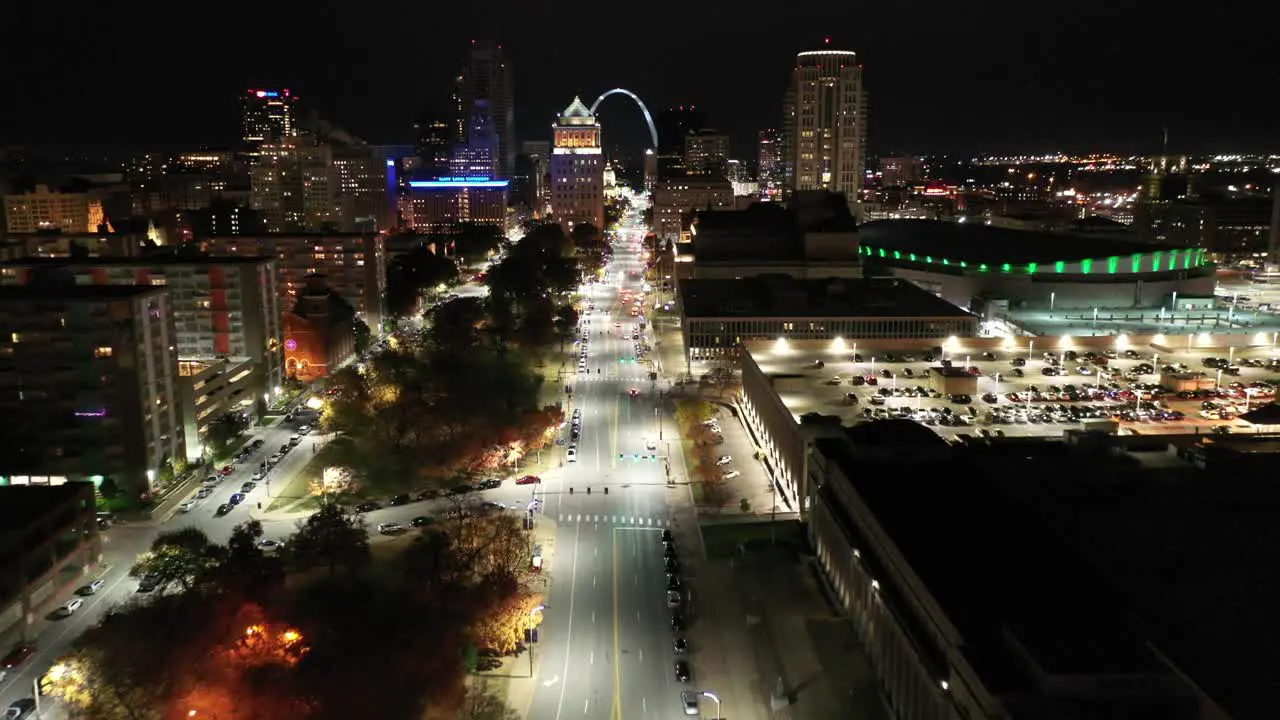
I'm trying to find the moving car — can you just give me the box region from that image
[55,599,84,617]
[674,660,691,682]
[257,539,284,552]
[377,522,405,535]
[77,579,106,596]
[566,445,577,462]
[515,475,541,485]
[673,637,688,654]
[179,500,197,513]
[667,590,681,608]
[1,644,35,669]
[680,690,699,715]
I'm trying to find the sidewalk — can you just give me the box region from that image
[499,516,560,715]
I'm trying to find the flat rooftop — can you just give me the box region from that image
[980,442,1280,718]
[679,277,973,319]
[0,484,90,537]
[816,434,1169,693]
[0,255,275,267]
[0,284,164,300]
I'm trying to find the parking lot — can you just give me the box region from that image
[750,341,1280,439]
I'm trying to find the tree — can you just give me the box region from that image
[470,578,543,655]
[156,454,176,486]
[427,296,488,349]
[205,413,249,457]
[386,244,461,318]
[516,296,556,347]
[287,502,370,577]
[452,223,505,262]
[42,651,152,720]
[97,476,120,500]
[129,527,221,593]
[553,304,579,351]
[215,521,285,599]
[353,317,372,355]
[642,205,654,227]
[457,679,521,720]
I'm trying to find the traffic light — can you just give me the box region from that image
[618,453,625,461]
[650,454,657,462]
[632,453,640,461]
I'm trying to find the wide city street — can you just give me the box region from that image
[524,209,695,720]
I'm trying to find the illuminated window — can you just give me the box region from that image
[1107,256,1118,274]
[1131,254,1143,273]
[1026,262,1038,274]
[1081,259,1092,274]
[10,333,20,343]
[1054,261,1065,273]
[94,346,113,358]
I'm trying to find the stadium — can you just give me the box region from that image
[857,220,1216,312]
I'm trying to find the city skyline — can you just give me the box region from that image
[2,2,1277,156]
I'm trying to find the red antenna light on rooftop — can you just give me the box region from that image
[824,37,831,44]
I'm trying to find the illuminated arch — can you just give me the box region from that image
[590,89,658,148]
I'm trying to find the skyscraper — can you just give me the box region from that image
[550,97,604,230]
[785,41,868,215]
[757,128,784,201]
[451,100,500,179]
[655,106,706,178]
[460,41,515,179]
[414,117,455,178]
[241,89,298,148]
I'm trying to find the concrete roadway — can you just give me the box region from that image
[527,214,695,720]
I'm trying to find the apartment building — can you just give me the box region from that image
[0,285,184,499]
[0,257,284,399]
[177,357,257,462]
[3,185,93,233]
[0,484,101,653]
[0,232,143,262]
[200,234,385,331]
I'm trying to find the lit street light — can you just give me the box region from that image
[702,691,722,719]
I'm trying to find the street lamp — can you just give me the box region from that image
[702,691,722,719]
[527,605,545,677]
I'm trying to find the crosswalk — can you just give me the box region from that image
[556,513,669,528]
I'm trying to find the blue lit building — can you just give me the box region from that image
[402,177,509,233]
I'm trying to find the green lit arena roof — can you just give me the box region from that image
[857,219,1209,275]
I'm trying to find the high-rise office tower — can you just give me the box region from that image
[684,130,729,176]
[451,100,500,179]
[655,106,706,179]
[460,41,515,179]
[786,41,868,215]
[414,117,455,178]
[550,97,604,230]
[758,129,784,201]
[241,89,298,148]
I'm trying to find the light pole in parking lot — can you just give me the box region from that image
[702,691,722,719]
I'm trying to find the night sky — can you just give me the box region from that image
[5,1,1277,158]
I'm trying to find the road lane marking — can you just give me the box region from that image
[553,521,583,720]
[612,529,624,720]
[593,574,597,588]
[590,650,594,665]
[584,698,589,714]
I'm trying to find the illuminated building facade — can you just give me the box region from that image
[2,185,91,233]
[684,130,729,176]
[200,234,385,332]
[787,43,868,215]
[452,100,501,179]
[177,356,257,462]
[241,88,298,147]
[550,97,604,230]
[0,285,184,498]
[403,178,509,232]
[283,275,356,381]
[331,150,394,231]
[249,141,337,232]
[653,176,734,241]
[0,256,284,405]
